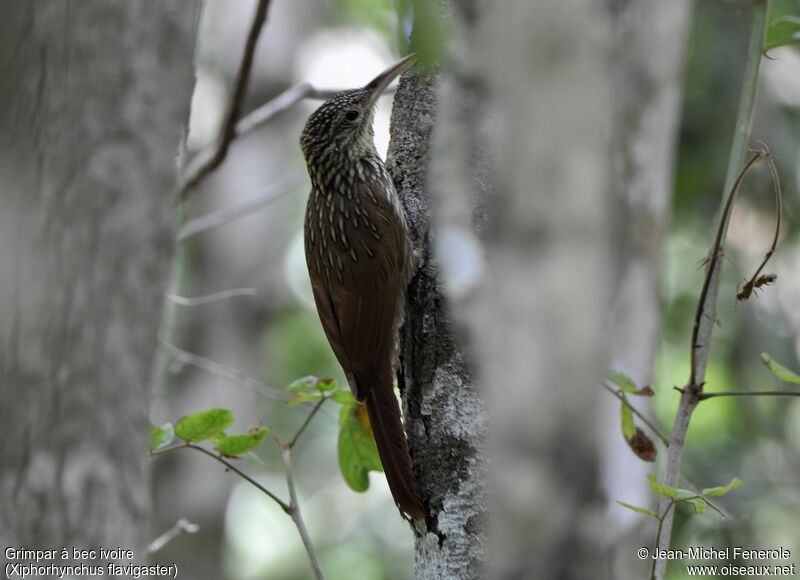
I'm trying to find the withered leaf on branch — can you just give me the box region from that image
[627,427,657,462]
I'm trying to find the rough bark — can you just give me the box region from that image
[0,0,199,561]
[603,1,693,577]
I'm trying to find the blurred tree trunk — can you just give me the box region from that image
[389,0,687,577]
[603,1,693,578]
[0,0,199,559]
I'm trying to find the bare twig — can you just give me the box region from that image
[159,339,288,401]
[602,383,669,447]
[654,4,769,578]
[289,396,328,449]
[690,150,764,387]
[699,389,800,400]
[180,0,272,197]
[737,149,783,301]
[146,518,200,554]
[167,287,256,306]
[151,442,291,512]
[178,83,393,202]
[274,436,325,580]
[234,83,392,140]
[177,174,306,241]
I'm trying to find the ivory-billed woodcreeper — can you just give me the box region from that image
[300,54,425,522]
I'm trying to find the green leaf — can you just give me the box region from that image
[287,375,322,393]
[647,474,678,498]
[175,408,234,442]
[338,404,383,492]
[149,422,174,450]
[287,375,337,394]
[331,390,357,405]
[316,377,337,391]
[608,369,638,393]
[683,497,706,514]
[620,399,636,440]
[702,478,742,497]
[765,15,800,52]
[616,500,658,518]
[287,392,322,407]
[214,428,269,458]
[761,353,800,384]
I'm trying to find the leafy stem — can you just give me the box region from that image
[150,397,331,580]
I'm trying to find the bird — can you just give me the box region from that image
[299,53,425,523]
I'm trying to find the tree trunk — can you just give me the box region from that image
[0,0,199,562]
[389,0,637,577]
[604,1,693,577]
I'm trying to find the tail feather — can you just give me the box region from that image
[357,369,426,523]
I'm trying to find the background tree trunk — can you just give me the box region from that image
[0,0,199,561]
[603,1,693,577]
[389,0,670,577]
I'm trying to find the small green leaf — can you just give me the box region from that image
[338,404,383,492]
[616,500,658,518]
[765,16,800,52]
[175,408,234,442]
[682,497,706,514]
[287,375,321,393]
[761,353,800,384]
[702,478,742,497]
[214,428,269,458]
[331,390,357,405]
[608,369,638,393]
[316,377,337,391]
[647,474,678,498]
[620,400,636,440]
[287,392,322,407]
[149,422,174,450]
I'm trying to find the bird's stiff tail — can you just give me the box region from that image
[358,369,426,523]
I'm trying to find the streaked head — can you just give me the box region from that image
[300,54,416,160]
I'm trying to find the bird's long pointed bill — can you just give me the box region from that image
[364,53,417,109]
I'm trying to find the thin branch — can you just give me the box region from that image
[654,4,769,578]
[151,400,330,578]
[274,438,325,580]
[167,287,256,306]
[699,389,800,400]
[178,83,393,202]
[289,396,328,449]
[146,518,200,554]
[151,443,291,512]
[690,150,764,387]
[234,83,392,140]
[159,339,288,401]
[737,149,783,301]
[176,174,306,241]
[602,383,669,447]
[180,0,272,197]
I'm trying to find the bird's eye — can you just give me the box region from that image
[344,110,360,122]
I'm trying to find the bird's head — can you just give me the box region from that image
[300,54,416,163]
